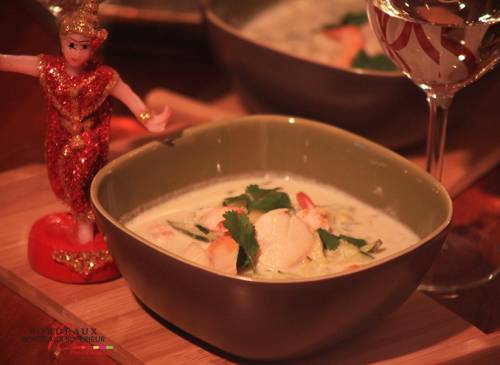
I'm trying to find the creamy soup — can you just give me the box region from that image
[241,0,396,71]
[124,174,419,279]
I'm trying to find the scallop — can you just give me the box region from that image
[255,208,315,271]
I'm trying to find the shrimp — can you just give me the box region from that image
[149,223,174,242]
[323,24,364,68]
[198,206,246,233]
[207,235,239,275]
[295,192,330,231]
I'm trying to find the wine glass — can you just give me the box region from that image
[366,0,500,294]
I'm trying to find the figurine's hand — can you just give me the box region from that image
[145,106,172,133]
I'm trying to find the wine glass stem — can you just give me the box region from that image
[425,93,454,182]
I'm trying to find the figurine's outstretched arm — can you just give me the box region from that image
[0,55,39,77]
[111,77,171,133]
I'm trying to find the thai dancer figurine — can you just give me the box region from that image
[0,0,171,282]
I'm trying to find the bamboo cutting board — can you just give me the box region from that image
[1,89,500,364]
[1,164,500,364]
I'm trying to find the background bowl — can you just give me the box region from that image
[203,0,429,149]
[91,115,452,360]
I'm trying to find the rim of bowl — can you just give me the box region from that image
[91,115,452,284]
[202,0,403,79]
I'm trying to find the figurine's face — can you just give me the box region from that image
[60,34,93,69]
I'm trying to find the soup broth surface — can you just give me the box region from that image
[125,174,419,279]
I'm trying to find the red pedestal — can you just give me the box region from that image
[28,213,120,283]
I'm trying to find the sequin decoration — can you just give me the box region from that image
[52,249,114,277]
[39,54,118,221]
[58,0,107,40]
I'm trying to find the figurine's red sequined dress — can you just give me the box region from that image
[38,54,118,220]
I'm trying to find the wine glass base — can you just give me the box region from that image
[419,232,500,296]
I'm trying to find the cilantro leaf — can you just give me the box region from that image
[322,12,368,30]
[318,228,340,251]
[352,51,397,71]
[340,12,368,26]
[318,230,370,256]
[223,194,250,207]
[339,234,367,248]
[223,184,292,213]
[248,190,292,212]
[245,185,292,212]
[223,211,260,271]
[245,184,279,200]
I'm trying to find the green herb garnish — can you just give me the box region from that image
[223,184,292,213]
[247,184,292,212]
[317,230,381,259]
[318,228,340,251]
[248,190,292,212]
[223,210,260,271]
[195,224,210,235]
[340,12,368,26]
[246,184,278,200]
[318,230,368,251]
[360,239,384,258]
[338,234,367,248]
[351,51,397,71]
[322,11,368,30]
[223,194,250,207]
[168,221,212,242]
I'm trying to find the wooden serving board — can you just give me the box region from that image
[1,164,500,364]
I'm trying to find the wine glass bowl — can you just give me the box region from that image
[367,0,500,97]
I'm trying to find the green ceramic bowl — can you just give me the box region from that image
[91,115,452,360]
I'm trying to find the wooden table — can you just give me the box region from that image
[1,164,499,365]
[1,2,499,364]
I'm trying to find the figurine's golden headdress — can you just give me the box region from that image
[58,0,107,47]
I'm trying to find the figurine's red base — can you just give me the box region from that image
[28,213,120,283]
